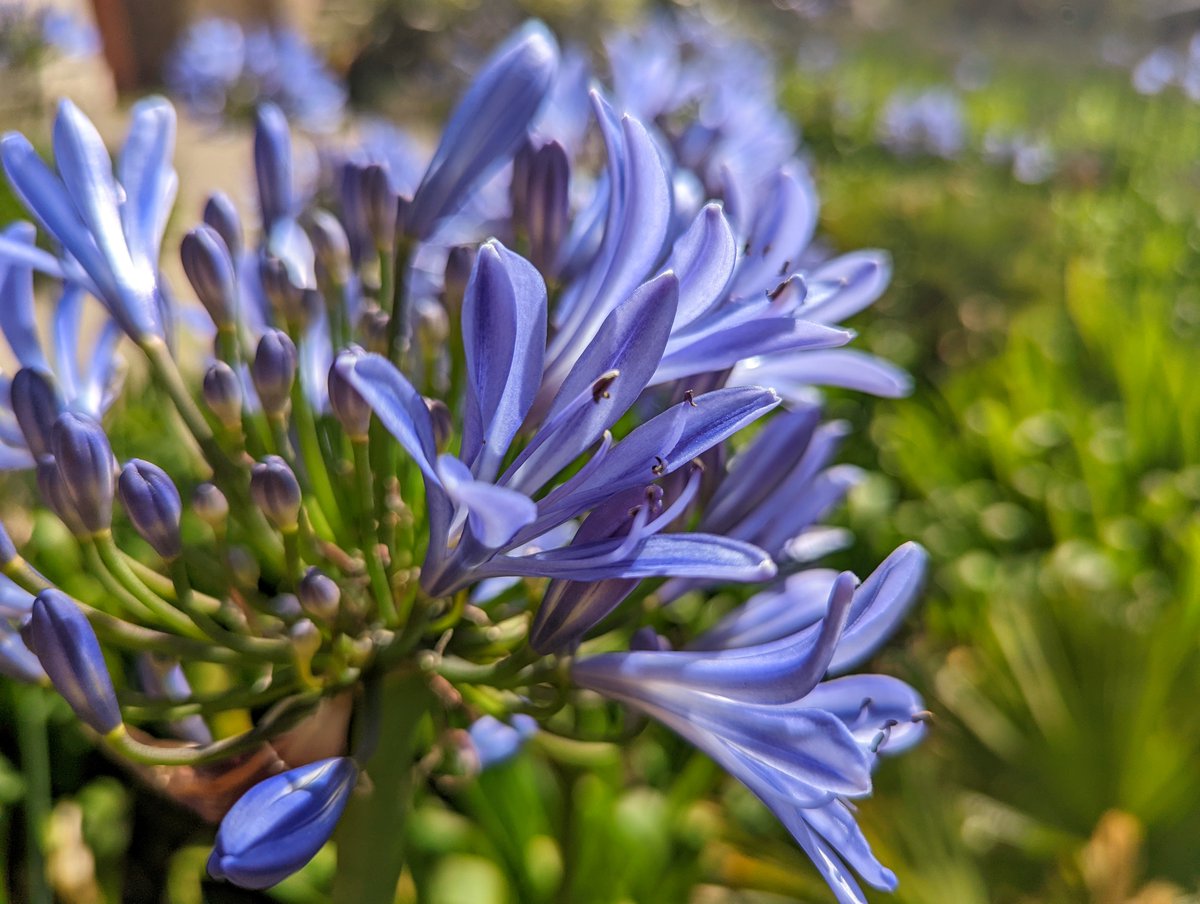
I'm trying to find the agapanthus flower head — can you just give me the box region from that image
[0,16,928,902]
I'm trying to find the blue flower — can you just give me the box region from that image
[208,756,359,889]
[573,544,928,904]
[877,88,967,160]
[0,97,177,342]
[346,239,779,601]
[465,714,538,770]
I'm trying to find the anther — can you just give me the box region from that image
[592,370,619,403]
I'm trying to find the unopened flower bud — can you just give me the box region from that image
[270,593,302,621]
[363,163,396,252]
[203,362,243,429]
[51,412,115,534]
[464,714,538,772]
[24,589,121,734]
[192,482,229,527]
[259,255,303,322]
[306,209,351,285]
[298,568,340,621]
[630,627,672,652]
[227,546,260,588]
[290,618,322,659]
[204,190,243,256]
[526,140,569,275]
[250,456,302,531]
[181,225,238,327]
[208,757,358,889]
[510,139,534,227]
[358,306,390,354]
[10,367,63,459]
[442,245,475,318]
[118,459,183,560]
[254,103,292,230]
[328,348,371,439]
[251,330,297,417]
[37,458,85,534]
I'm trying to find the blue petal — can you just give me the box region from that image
[408,22,559,237]
[254,103,294,229]
[802,251,892,325]
[830,542,928,673]
[666,202,737,328]
[118,97,177,270]
[437,454,536,549]
[735,349,913,400]
[654,318,852,385]
[0,223,49,370]
[460,241,547,481]
[732,165,818,297]
[693,569,838,651]
[345,354,440,484]
[507,272,678,494]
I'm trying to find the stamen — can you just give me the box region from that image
[592,370,619,403]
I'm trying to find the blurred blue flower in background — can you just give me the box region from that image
[877,88,966,159]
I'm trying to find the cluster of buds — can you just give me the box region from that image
[0,15,927,904]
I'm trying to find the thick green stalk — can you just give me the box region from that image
[14,688,52,904]
[333,669,430,904]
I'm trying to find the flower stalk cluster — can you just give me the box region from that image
[0,15,927,904]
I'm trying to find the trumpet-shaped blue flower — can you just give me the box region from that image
[574,543,928,904]
[208,756,359,889]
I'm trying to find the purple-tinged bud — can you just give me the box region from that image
[290,618,321,659]
[510,139,535,227]
[298,568,340,621]
[204,191,243,256]
[425,399,453,452]
[50,412,115,534]
[526,140,569,275]
[37,458,86,534]
[181,225,238,327]
[306,209,352,285]
[202,362,243,430]
[0,623,47,684]
[358,307,390,354]
[270,593,302,621]
[118,460,183,560]
[136,654,211,745]
[630,627,672,652]
[250,456,302,531]
[254,103,293,230]
[442,245,475,318]
[251,331,297,417]
[259,256,303,322]
[328,348,371,439]
[208,757,358,890]
[24,589,121,734]
[464,714,538,772]
[10,367,64,459]
[228,546,260,588]
[192,482,229,527]
[363,163,397,253]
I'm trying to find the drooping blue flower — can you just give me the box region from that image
[208,756,359,889]
[573,544,928,904]
[24,588,122,734]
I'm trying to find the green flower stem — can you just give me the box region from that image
[289,376,346,543]
[423,646,542,687]
[120,680,292,723]
[119,551,179,600]
[83,540,171,627]
[167,558,293,663]
[282,528,303,587]
[333,669,430,904]
[105,692,321,766]
[92,535,208,640]
[266,413,297,461]
[352,439,398,625]
[385,237,414,369]
[2,555,52,594]
[14,687,52,904]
